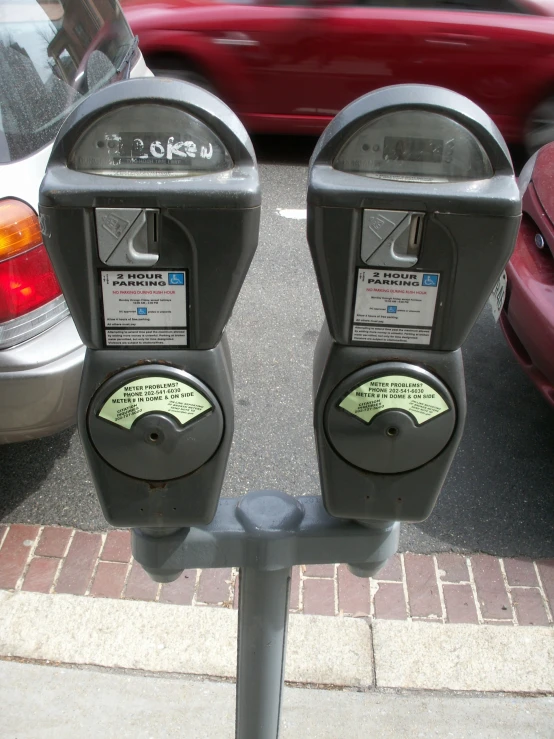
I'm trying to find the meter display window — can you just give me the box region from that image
[70,103,233,176]
[333,110,493,182]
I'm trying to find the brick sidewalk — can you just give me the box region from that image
[0,524,552,627]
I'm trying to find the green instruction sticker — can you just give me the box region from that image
[339,375,449,425]
[98,376,212,430]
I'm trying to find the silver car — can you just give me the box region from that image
[0,0,150,443]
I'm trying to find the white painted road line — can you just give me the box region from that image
[276,208,307,220]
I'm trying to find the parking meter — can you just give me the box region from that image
[39,78,260,527]
[308,85,520,522]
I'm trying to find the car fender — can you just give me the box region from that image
[134,29,254,110]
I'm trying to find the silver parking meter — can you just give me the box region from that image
[308,85,521,522]
[39,78,260,527]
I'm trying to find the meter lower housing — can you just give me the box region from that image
[313,324,466,522]
[79,341,234,528]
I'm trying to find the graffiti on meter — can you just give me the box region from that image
[98,377,212,430]
[339,375,450,425]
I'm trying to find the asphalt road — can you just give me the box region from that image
[0,137,553,558]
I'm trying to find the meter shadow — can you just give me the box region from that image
[0,428,74,523]
[411,310,554,559]
[252,134,318,166]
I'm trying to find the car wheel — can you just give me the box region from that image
[524,96,554,155]
[148,58,215,94]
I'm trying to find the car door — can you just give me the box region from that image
[315,0,553,140]
[210,0,325,121]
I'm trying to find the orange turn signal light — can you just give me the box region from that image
[0,198,43,261]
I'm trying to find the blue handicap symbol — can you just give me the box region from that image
[422,274,439,287]
[387,305,397,314]
[137,307,147,315]
[168,272,185,285]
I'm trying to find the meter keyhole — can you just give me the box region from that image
[147,431,163,445]
[386,427,399,438]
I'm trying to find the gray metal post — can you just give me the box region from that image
[133,492,400,736]
[236,566,292,739]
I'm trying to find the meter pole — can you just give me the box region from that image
[235,566,292,739]
[132,492,400,737]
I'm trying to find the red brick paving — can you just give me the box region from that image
[536,560,554,617]
[303,577,335,616]
[35,527,72,559]
[90,561,128,599]
[21,557,59,594]
[0,525,552,627]
[443,583,479,624]
[471,554,512,621]
[374,582,407,620]
[0,525,40,590]
[436,553,470,583]
[160,570,197,606]
[404,553,441,618]
[337,564,370,616]
[375,553,402,581]
[124,561,159,601]
[511,588,550,626]
[197,567,232,605]
[304,563,335,578]
[100,530,132,564]
[503,558,539,588]
[55,531,102,596]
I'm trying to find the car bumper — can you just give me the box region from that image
[499,223,554,407]
[0,316,85,443]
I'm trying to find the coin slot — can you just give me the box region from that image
[408,214,423,256]
[147,209,159,245]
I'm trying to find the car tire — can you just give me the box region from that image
[147,58,215,94]
[524,96,554,155]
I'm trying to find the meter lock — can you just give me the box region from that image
[361,209,424,268]
[96,208,160,267]
[324,365,456,475]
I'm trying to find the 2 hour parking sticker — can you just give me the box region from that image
[101,270,187,346]
[352,269,440,345]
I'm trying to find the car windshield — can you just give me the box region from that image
[0,0,135,164]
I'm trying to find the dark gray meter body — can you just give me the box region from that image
[39,78,260,528]
[40,77,260,351]
[308,85,520,522]
[307,84,520,351]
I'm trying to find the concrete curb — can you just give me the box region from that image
[1,590,552,694]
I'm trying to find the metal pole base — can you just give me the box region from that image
[236,566,291,739]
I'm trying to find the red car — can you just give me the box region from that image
[122,0,554,151]
[500,143,554,407]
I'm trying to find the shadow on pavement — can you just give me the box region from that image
[411,312,554,559]
[0,428,74,522]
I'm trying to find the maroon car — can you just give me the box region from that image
[123,0,554,151]
[500,143,554,407]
